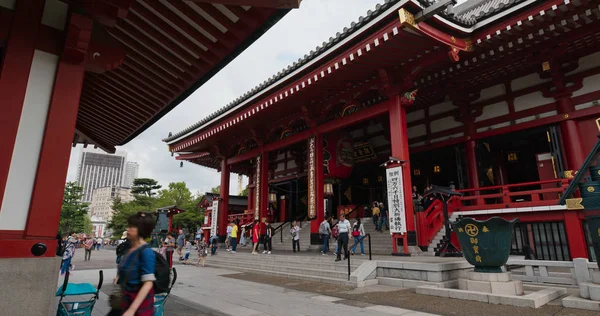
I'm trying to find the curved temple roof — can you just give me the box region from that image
[164,0,542,145]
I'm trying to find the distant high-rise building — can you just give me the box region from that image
[89,186,134,221]
[76,148,127,202]
[122,161,139,188]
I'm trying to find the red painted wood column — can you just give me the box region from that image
[218,159,230,236]
[259,149,270,222]
[557,97,585,170]
[0,0,45,212]
[25,15,93,244]
[564,211,587,259]
[388,94,416,234]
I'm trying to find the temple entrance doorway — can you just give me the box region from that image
[476,126,563,187]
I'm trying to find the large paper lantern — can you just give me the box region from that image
[323,132,354,179]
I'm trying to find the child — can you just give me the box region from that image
[196,237,208,267]
[183,240,192,264]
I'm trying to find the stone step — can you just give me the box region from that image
[209,251,369,264]
[209,262,359,286]
[206,256,361,272]
[210,260,355,279]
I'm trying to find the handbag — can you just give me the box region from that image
[352,230,360,237]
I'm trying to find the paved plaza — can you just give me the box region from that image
[64,249,434,316]
[57,248,600,316]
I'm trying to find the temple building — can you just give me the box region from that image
[166,0,600,262]
[0,0,296,314]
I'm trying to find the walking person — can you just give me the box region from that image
[263,221,273,254]
[225,222,233,251]
[378,202,389,232]
[176,229,185,260]
[196,236,208,267]
[351,218,366,255]
[240,226,247,246]
[113,212,157,316]
[60,232,77,276]
[84,237,94,261]
[252,220,260,255]
[319,216,331,255]
[183,240,192,265]
[230,220,239,253]
[371,202,380,227]
[335,214,351,262]
[164,233,176,269]
[290,221,300,253]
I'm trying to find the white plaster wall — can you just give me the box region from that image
[0,0,15,10]
[430,116,463,133]
[476,122,510,133]
[511,73,549,91]
[407,124,426,139]
[475,83,505,102]
[406,109,424,123]
[430,133,464,143]
[429,100,456,116]
[572,73,600,98]
[0,50,58,230]
[514,91,553,112]
[567,52,600,76]
[475,101,509,122]
[41,0,68,30]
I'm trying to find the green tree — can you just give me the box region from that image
[239,186,248,196]
[211,186,220,194]
[131,178,162,197]
[157,182,204,232]
[157,182,193,207]
[108,199,147,239]
[83,216,93,235]
[59,182,89,235]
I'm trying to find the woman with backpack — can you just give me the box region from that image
[351,218,366,256]
[113,212,157,316]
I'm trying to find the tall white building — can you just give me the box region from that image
[76,148,127,202]
[89,186,134,221]
[122,161,139,188]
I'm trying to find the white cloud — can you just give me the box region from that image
[66,0,383,196]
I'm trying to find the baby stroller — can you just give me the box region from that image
[154,267,178,316]
[56,270,103,316]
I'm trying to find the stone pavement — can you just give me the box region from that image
[58,265,436,316]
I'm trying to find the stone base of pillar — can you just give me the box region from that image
[0,257,61,315]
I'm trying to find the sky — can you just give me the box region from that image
[66,0,384,196]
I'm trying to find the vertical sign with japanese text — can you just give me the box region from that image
[386,166,406,234]
[210,199,219,237]
[254,155,261,220]
[308,136,316,219]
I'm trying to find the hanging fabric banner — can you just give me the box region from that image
[308,136,316,219]
[254,155,261,220]
[386,166,407,234]
[210,199,219,237]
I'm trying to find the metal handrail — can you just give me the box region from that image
[346,233,372,281]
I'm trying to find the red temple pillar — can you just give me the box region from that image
[218,159,230,236]
[0,5,92,314]
[564,211,587,259]
[259,150,269,222]
[557,97,585,170]
[280,195,287,223]
[388,94,416,240]
[310,134,325,241]
[465,140,479,189]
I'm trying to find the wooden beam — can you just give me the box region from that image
[190,0,301,9]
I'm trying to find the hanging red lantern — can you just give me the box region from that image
[323,132,354,179]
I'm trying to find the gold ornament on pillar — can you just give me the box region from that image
[324,183,334,197]
[308,136,316,219]
[254,155,261,220]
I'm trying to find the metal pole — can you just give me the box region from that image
[347,248,351,281]
[368,234,372,261]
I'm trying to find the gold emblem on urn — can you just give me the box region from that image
[588,186,595,193]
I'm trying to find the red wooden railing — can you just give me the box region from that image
[455,179,570,212]
[228,212,254,226]
[416,179,570,248]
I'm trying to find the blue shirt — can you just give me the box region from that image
[118,245,156,291]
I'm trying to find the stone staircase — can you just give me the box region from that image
[271,221,312,251]
[426,213,459,255]
[204,250,367,286]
